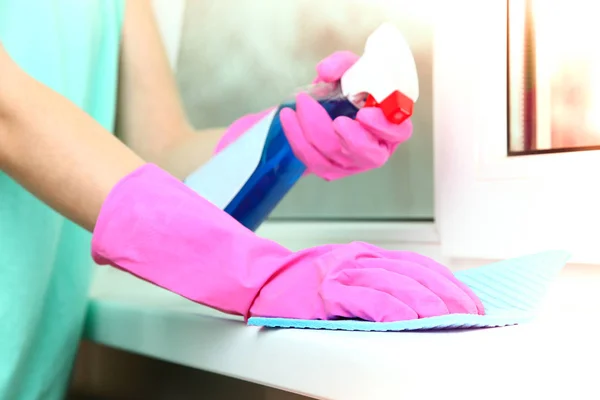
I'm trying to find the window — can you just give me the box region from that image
[157,0,600,262]
[508,0,600,155]
[435,0,600,263]
[175,0,435,223]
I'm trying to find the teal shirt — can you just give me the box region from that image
[0,1,124,398]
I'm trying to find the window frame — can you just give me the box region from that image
[434,0,600,264]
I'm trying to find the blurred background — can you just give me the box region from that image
[176,0,435,221]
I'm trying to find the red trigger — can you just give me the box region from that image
[364,91,413,125]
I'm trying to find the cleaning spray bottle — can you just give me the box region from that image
[184,23,420,231]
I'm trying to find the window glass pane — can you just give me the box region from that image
[177,0,434,220]
[509,0,600,155]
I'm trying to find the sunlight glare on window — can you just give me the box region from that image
[508,0,600,154]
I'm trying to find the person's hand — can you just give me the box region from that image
[214,51,412,181]
[92,164,484,322]
[250,241,485,321]
[279,51,413,181]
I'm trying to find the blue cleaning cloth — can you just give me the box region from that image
[247,250,570,331]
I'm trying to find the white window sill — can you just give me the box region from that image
[256,221,443,259]
[256,220,439,243]
[87,264,600,399]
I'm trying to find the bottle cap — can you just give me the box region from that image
[341,23,420,124]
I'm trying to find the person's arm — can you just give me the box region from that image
[0,45,145,232]
[116,0,224,179]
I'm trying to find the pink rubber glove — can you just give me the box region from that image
[92,164,484,321]
[214,51,413,181]
[280,51,413,181]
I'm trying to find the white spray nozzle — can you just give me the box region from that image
[340,23,419,124]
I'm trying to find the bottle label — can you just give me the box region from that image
[184,109,278,210]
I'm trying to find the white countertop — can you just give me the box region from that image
[86,265,600,400]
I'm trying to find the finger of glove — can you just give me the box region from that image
[352,242,485,315]
[332,116,391,170]
[336,267,451,318]
[356,107,414,144]
[385,251,484,315]
[314,51,360,84]
[293,93,354,168]
[279,106,342,179]
[352,258,479,315]
[320,281,419,322]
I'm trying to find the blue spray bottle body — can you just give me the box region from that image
[185,23,420,232]
[224,87,360,232]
